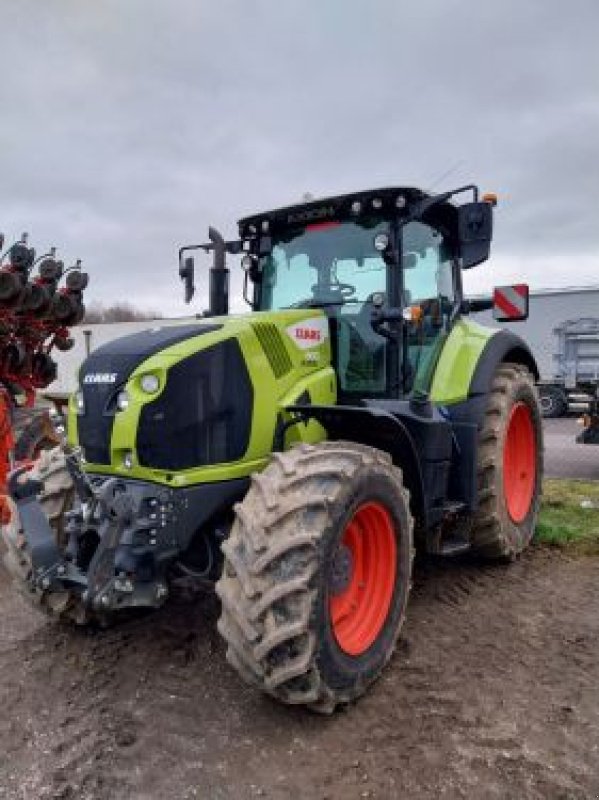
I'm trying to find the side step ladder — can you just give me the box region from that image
[427,501,471,556]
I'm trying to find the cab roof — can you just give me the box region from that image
[238,187,434,237]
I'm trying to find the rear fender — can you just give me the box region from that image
[447,329,540,429]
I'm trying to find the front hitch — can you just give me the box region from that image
[7,462,168,613]
[81,478,168,612]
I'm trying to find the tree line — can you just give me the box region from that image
[81,302,163,324]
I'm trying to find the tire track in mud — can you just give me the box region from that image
[396,550,599,799]
[0,580,143,800]
[45,626,141,800]
[108,592,238,799]
[1,547,599,800]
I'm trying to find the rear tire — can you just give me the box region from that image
[470,364,543,559]
[216,441,413,713]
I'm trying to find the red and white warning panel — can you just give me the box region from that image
[493,284,529,321]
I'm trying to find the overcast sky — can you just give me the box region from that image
[1,0,598,316]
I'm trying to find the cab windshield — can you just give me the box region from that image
[254,216,456,398]
[257,220,388,310]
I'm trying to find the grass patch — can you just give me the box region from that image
[536,479,599,553]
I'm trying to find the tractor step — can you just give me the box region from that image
[426,501,471,556]
[436,536,471,556]
[442,500,467,516]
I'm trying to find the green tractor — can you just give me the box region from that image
[3,185,543,712]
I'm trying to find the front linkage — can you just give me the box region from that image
[9,449,175,617]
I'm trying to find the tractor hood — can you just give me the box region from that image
[68,310,335,486]
[78,323,223,388]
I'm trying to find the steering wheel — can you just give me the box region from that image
[312,282,356,300]
[286,283,357,308]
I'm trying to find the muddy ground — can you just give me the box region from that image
[1,546,598,800]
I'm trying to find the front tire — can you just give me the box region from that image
[216,441,413,713]
[471,364,543,559]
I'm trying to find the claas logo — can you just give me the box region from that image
[285,319,328,349]
[293,327,322,341]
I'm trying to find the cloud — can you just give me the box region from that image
[1,0,598,316]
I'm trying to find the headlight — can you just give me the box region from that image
[140,373,160,394]
[116,390,130,411]
[123,451,134,469]
[74,389,85,415]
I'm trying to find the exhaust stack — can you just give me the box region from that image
[208,226,229,317]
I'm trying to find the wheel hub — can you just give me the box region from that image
[503,401,537,523]
[329,502,398,656]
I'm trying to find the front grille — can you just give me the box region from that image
[137,339,253,471]
[252,322,292,379]
[76,323,221,465]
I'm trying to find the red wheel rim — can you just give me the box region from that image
[329,502,397,656]
[503,401,536,523]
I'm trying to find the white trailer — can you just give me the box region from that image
[473,285,599,416]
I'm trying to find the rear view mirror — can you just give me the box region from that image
[457,201,493,269]
[179,256,195,304]
[493,284,529,321]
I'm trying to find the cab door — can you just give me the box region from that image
[401,221,456,395]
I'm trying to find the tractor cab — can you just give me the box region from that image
[245,189,465,400]
[182,186,496,402]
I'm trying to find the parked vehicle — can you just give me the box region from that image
[474,288,599,417]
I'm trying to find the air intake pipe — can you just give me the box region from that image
[208,226,229,317]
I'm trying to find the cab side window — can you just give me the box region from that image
[403,222,454,305]
[402,222,455,394]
